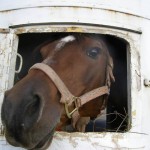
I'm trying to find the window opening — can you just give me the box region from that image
[15,33,129,133]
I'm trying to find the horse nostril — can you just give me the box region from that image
[23,94,44,129]
[27,95,41,115]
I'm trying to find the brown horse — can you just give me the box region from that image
[1,34,114,150]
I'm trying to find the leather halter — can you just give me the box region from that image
[29,54,114,128]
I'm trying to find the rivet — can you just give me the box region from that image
[144,79,150,87]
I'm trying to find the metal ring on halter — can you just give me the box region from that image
[65,97,81,118]
[15,53,23,73]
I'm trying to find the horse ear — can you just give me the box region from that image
[40,40,57,59]
[40,46,50,59]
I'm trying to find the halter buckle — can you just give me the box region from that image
[65,97,81,118]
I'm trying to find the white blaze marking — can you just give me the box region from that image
[55,35,76,50]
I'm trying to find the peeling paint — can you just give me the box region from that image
[135,69,141,91]
[112,133,125,140]
[66,27,83,32]
[132,110,136,116]
[112,137,120,149]
[0,28,10,33]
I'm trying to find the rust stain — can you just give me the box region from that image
[112,138,120,149]
[132,110,136,116]
[0,28,10,33]
[14,26,83,34]
[54,131,108,139]
[112,133,124,140]
[66,27,83,33]
[69,136,78,148]
[111,133,125,149]
[14,28,27,34]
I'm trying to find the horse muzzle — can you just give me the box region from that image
[4,127,54,150]
[1,87,57,150]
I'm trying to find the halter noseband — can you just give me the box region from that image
[30,63,109,113]
[29,54,114,127]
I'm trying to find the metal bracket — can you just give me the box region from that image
[144,79,150,87]
[65,97,80,118]
[15,53,23,73]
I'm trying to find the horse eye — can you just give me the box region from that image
[86,47,101,59]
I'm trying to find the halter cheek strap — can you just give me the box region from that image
[29,63,110,122]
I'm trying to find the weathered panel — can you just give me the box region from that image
[0,33,12,115]
[0,0,150,19]
[0,7,142,33]
[0,0,149,149]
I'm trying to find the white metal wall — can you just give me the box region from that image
[0,0,150,149]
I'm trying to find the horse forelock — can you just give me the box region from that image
[55,35,76,51]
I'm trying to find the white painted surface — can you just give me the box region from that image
[0,0,150,149]
[0,0,146,32]
[0,0,150,19]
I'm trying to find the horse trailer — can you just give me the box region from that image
[0,0,150,149]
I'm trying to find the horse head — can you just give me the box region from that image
[1,34,114,149]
